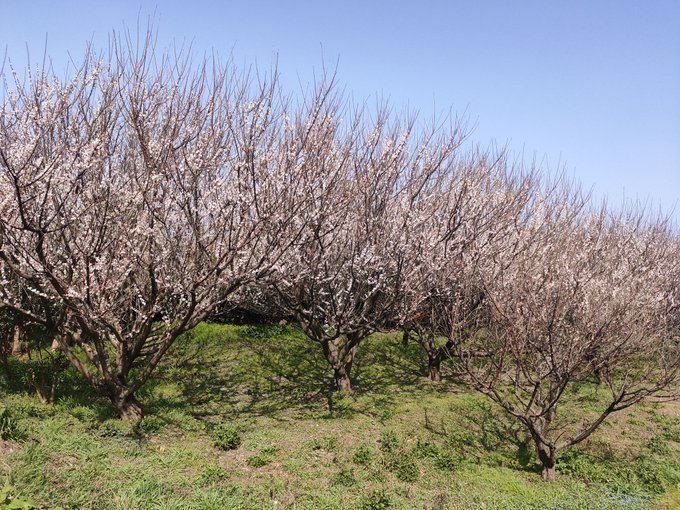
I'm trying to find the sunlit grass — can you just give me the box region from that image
[1,322,678,509]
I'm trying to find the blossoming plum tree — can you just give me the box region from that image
[0,36,309,419]
[454,190,679,481]
[398,150,536,381]
[265,109,468,391]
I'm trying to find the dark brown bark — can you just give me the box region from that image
[402,328,410,347]
[0,339,8,370]
[111,392,144,421]
[96,372,145,421]
[537,442,556,482]
[333,364,353,392]
[414,330,452,382]
[427,355,442,382]
[528,415,558,482]
[34,379,56,405]
[593,365,606,385]
[51,326,186,420]
[320,335,359,392]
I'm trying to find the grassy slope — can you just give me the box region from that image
[0,322,679,510]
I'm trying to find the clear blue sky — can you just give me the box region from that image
[2,1,679,220]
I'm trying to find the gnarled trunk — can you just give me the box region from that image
[321,335,360,392]
[402,328,410,347]
[537,442,556,481]
[111,392,144,421]
[97,375,144,421]
[529,413,558,482]
[593,365,606,385]
[34,379,57,405]
[427,355,442,382]
[31,356,60,404]
[333,364,353,392]
[415,330,453,382]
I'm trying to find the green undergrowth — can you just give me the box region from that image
[0,322,678,509]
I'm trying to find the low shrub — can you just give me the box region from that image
[331,467,357,487]
[308,435,340,453]
[211,422,241,451]
[361,489,391,510]
[0,407,21,441]
[379,430,399,455]
[393,454,419,482]
[98,419,135,438]
[353,444,373,465]
[196,463,228,486]
[135,415,164,435]
[247,447,277,468]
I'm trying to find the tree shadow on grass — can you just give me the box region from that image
[1,357,116,423]
[147,324,334,421]
[0,324,493,431]
[151,325,460,423]
[420,393,540,474]
[352,333,425,393]
[246,328,462,420]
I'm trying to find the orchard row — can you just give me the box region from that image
[1,33,678,481]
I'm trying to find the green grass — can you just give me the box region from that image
[1,322,678,509]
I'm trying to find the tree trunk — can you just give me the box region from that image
[11,325,23,355]
[112,392,144,421]
[416,331,451,382]
[536,441,557,482]
[34,381,56,405]
[102,379,144,421]
[593,365,605,385]
[320,335,359,393]
[333,363,353,392]
[528,412,558,482]
[427,355,442,382]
